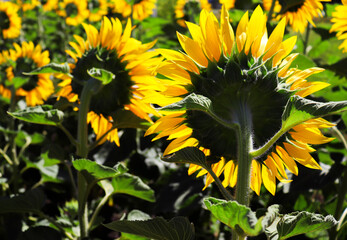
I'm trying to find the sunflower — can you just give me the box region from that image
[175,0,212,27]
[219,0,235,10]
[88,0,108,22]
[330,0,347,53]
[0,51,12,100]
[3,41,54,106]
[145,6,333,195]
[0,2,21,39]
[17,0,41,12]
[109,0,156,21]
[56,16,162,146]
[263,0,331,33]
[40,0,59,12]
[56,0,89,26]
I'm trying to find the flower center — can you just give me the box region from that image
[186,55,291,160]
[14,57,39,91]
[0,11,10,30]
[65,3,78,17]
[89,0,100,13]
[279,0,305,13]
[71,48,133,116]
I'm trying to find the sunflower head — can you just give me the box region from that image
[175,0,212,27]
[57,16,162,145]
[264,0,331,33]
[330,0,347,53]
[0,2,21,39]
[146,5,334,195]
[1,42,54,106]
[17,0,41,12]
[56,0,90,26]
[41,0,59,12]
[88,0,108,22]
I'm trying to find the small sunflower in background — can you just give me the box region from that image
[145,6,334,195]
[56,17,162,146]
[219,0,235,10]
[0,51,12,100]
[263,0,331,33]
[2,42,54,106]
[109,0,156,21]
[175,0,211,27]
[40,0,59,12]
[56,0,90,26]
[88,0,108,22]
[16,0,41,12]
[330,0,347,53]
[0,1,21,40]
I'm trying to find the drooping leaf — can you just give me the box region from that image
[8,105,64,126]
[282,95,347,131]
[204,197,263,237]
[72,159,127,185]
[276,212,337,239]
[111,173,155,202]
[0,188,45,214]
[104,216,195,240]
[24,62,71,76]
[15,131,45,147]
[87,67,115,85]
[160,93,212,113]
[161,147,209,170]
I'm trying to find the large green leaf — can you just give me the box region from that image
[111,173,155,202]
[161,147,209,169]
[0,189,45,214]
[120,210,151,240]
[8,105,64,126]
[282,95,347,131]
[204,197,263,237]
[104,216,195,240]
[72,159,127,185]
[275,212,336,240]
[87,67,115,85]
[24,62,71,76]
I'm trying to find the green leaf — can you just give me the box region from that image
[277,212,337,240]
[111,109,152,130]
[161,147,209,170]
[262,205,281,240]
[6,76,30,89]
[104,216,195,240]
[111,173,155,202]
[0,188,45,214]
[204,197,263,237]
[121,210,152,240]
[282,95,347,131]
[8,105,64,126]
[87,67,115,85]
[15,131,45,147]
[23,156,62,184]
[72,159,127,185]
[24,62,71,76]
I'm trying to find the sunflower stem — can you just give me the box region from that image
[267,0,277,23]
[206,167,233,201]
[235,102,253,207]
[250,128,285,158]
[76,78,98,239]
[303,23,311,55]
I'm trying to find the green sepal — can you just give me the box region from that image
[5,76,30,89]
[72,159,127,185]
[204,197,263,237]
[87,67,115,85]
[24,62,72,77]
[161,147,209,170]
[110,109,152,130]
[103,216,195,240]
[0,188,45,214]
[8,105,64,126]
[282,95,347,130]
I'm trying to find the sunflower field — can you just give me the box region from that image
[0,0,347,239]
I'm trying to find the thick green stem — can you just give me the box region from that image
[303,24,311,55]
[235,107,253,207]
[250,129,285,158]
[76,79,98,239]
